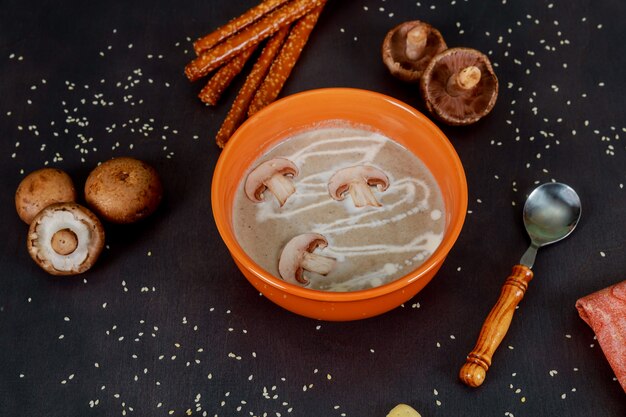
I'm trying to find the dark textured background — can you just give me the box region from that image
[1,0,625,416]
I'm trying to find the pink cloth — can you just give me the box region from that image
[576,280,626,393]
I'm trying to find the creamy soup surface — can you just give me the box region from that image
[233,124,446,292]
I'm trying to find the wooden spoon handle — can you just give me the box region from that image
[459,264,533,387]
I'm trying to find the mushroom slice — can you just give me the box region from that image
[420,47,498,126]
[27,203,105,276]
[382,20,447,83]
[244,158,299,207]
[328,165,390,208]
[278,233,336,285]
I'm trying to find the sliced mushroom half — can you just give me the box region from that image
[328,165,390,208]
[278,233,336,285]
[382,20,447,82]
[27,203,105,276]
[420,47,498,125]
[244,158,299,207]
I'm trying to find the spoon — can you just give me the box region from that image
[459,182,582,388]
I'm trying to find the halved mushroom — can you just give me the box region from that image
[328,165,390,208]
[420,47,498,126]
[382,20,447,82]
[278,233,336,285]
[244,158,299,207]
[15,168,77,224]
[27,203,105,276]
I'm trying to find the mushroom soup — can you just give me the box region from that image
[233,124,445,292]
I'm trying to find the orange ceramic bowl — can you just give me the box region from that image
[211,88,467,321]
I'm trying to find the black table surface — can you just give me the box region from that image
[1,0,625,416]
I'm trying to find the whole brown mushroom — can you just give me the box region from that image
[420,47,498,126]
[382,20,447,83]
[15,168,77,224]
[27,203,105,276]
[85,157,163,224]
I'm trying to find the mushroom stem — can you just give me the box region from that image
[446,66,482,96]
[405,26,428,60]
[51,228,78,255]
[265,173,296,207]
[301,252,336,276]
[349,182,382,207]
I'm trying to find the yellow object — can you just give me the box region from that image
[387,404,422,417]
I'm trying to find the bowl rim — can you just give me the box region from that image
[212,87,467,302]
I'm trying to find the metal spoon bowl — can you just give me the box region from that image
[521,183,582,267]
[460,182,582,388]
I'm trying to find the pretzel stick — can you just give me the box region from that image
[248,4,325,116]
[185,0,323,82]
[193,0,291,55]
[215,26,291,148]
[198,46,257,105]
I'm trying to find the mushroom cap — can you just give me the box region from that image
[327,165,390,200]
[27,202,105,276]
[15,168,77,224]
[244,158,299,203]
[420,47,499,126]
[382,20,447,83]
[278,233,328,285]
[85,157,163,224]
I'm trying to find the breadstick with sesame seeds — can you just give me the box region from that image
[198,45,257,105]
[193,0,292,55]
[215,26,290,148]
[247,3,325,116]
[185,0,323,82]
